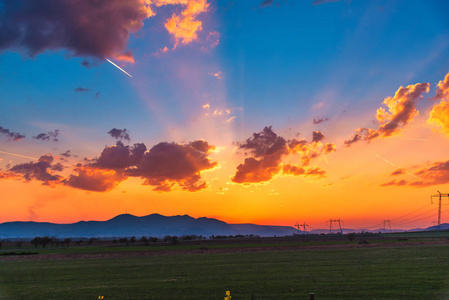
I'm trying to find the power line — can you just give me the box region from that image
[390,204,432,222]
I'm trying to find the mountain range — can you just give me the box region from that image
[0,214,299,238]
[0,214,447,239]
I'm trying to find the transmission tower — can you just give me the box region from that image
[300,222,310,235]
[327,219,344,235]
[383,220,392,233]
[431,191,449,238]
[294,222,301,233]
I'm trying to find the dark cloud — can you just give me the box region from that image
[33,129,59,142]
[51,162,65,172]
[0,0,150,62]
[312,131,325,143]
[80,59,99,69]
[61,150,72,158]
[5,155,63,185]
[108,128,131,142]
[65,139,217,192]
[96,141,146,170]
[0,126,25,141]
[232,127,335,184]
[390,168,405,176]
[345,83,430,147]
[313,117,329,125]
[126,140,217,192]
[74,87,91,92]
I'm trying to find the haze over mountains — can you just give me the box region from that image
[0,214,299,238]
[0,214,447,239]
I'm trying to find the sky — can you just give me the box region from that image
[1,0,449,231]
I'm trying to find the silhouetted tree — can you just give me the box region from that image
[140,236,149,245]
[15,241,23,249]
[63,238,71,247]
[130,236,136,244]
[31,237,41,248]
[88,238,97,245]
[76,240,83,246]
[41,236,51,248]
[119,238,129,246]
[112,239,118,246]
[347,233,355,241]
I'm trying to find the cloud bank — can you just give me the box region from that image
[0,0,213,62]
[1,138,217,193]
[345,83,430,146]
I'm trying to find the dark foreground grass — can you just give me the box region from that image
[1,244,449,299]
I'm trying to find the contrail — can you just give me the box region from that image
[0,150,37,160]
[106,58,133,78]
[376,154,422,180]
[0,150,72,168]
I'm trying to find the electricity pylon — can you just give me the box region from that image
[383,220,392,233]
[431,191,449,239]
[300,222,309,235]
[327,219,344,235]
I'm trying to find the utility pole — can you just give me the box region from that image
[294,222,301,234]
[431,191,449,239]
[300,222,309,235]
[327,219,344,235]
[383,220,392,233]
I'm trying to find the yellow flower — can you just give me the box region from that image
[224,290,231,300]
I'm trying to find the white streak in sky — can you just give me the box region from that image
[0,150,37,160]
[106,58,133,78]
[375,154,422,180]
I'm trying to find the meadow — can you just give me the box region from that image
[1,236,449,299]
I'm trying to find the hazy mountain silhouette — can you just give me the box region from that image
[1,214,445,238]
[0,214,299,238]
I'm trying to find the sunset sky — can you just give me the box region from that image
[1,0,449,231]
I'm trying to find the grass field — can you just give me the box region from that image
[1,241,449,299]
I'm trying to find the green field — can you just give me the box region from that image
[1,242,449,300]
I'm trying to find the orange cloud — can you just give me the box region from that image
[162,0,210,49]
[345,83,430,146]
[380,179,408,187]
[65,165,126,192]
[428,72,449,136]
[380,160,449,187]
[232,127,335,184]
[434,72,449,100]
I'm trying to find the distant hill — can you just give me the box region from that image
[0,214,299,238]
[1,215,445,239]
